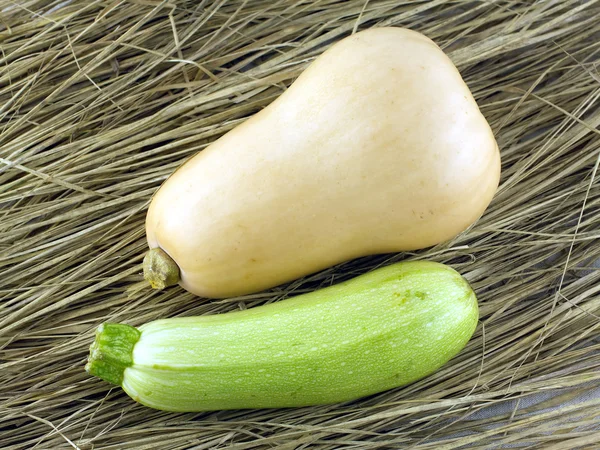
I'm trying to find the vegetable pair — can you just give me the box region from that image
[87,27,498,412]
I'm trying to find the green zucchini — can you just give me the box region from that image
[86,261,478,412]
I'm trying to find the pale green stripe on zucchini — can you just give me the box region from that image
[86,261,478,412]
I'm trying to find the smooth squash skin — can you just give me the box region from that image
[87,261,479,412]
[145,27,501,298]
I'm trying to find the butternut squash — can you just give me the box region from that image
[144,27,500,298]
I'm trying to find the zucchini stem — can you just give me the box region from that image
[85,323,141,386]
[143,247,180,290]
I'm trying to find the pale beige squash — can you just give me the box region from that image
[144,27,500,298]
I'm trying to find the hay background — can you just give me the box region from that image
[1,0,600,448]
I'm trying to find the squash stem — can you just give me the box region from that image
[143,247,180,290]
[85,323,141,386]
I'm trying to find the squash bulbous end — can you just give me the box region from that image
[85,323,141,386]
[143,248,180,290]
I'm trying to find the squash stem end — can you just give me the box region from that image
[86,323,141,386]
[143,248,180,290]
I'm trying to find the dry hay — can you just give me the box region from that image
[1,0,600,449]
